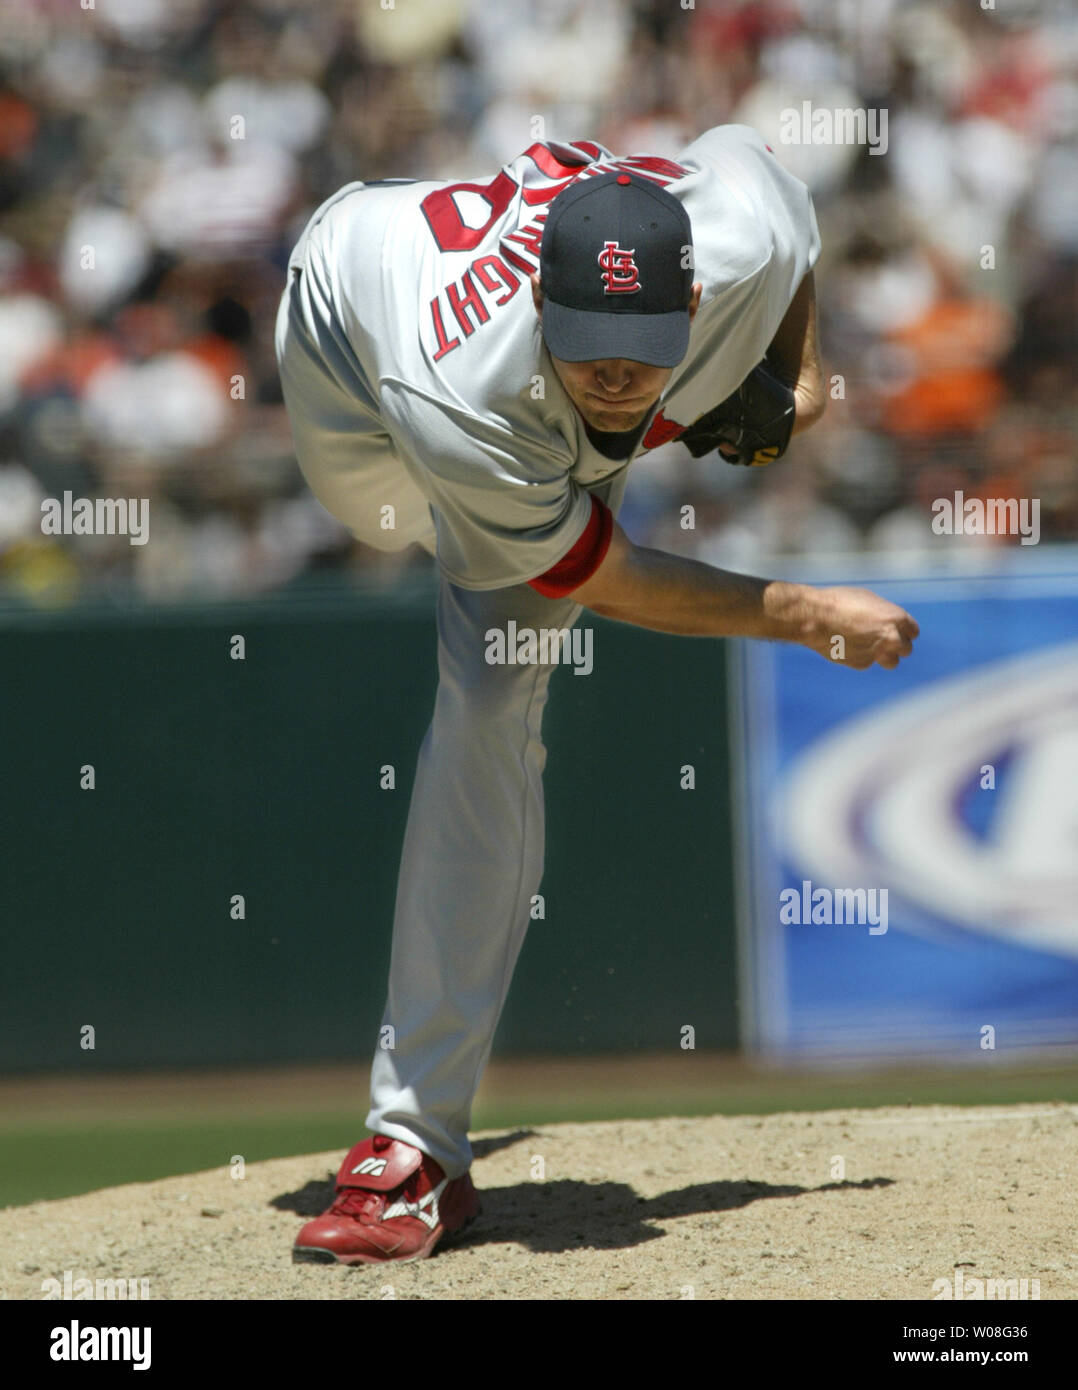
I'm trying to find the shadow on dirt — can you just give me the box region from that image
[449,1174,896,1254]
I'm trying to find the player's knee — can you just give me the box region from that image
[448,656,555,724]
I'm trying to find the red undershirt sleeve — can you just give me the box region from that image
[527,493,614,598]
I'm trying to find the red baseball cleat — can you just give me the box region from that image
[293,1134,480,1265]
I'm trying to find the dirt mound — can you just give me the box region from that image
[3,1106,1074,1300]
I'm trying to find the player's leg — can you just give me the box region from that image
[274,267,436,555]
[366,575,582,1177]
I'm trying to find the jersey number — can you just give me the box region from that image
[419,143,600,253]
[420,172,519,253]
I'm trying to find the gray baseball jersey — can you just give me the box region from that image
[281,124,820,591]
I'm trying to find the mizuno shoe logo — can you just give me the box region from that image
[351,1157,388,1176]
[383,1177,447,1231]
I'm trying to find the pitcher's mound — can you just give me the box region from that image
[4,1107,1075,1300]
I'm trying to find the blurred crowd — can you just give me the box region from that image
[0,0,1075,604]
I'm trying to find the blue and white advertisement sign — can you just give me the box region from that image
[733,556,1078,1062]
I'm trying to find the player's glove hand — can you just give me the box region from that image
[678,359,796,467]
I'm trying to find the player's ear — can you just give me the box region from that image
[687,282,702,323]
[530,272,543,319]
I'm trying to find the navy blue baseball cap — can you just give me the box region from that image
[539,171,694,368]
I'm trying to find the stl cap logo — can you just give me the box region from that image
[597,241,641,294]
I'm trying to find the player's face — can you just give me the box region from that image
[532,276,701,433]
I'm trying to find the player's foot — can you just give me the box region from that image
[292,1134,480,1265]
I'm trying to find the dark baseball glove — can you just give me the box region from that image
[678,359,796,467]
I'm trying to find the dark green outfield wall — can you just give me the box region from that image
[2,577,738,1072]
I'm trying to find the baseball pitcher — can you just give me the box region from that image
[275,125,918,1264]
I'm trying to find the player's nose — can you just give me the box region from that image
[594,360,632,392]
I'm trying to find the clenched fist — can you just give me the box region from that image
[802,586,919,670]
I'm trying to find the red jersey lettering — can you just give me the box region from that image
[503,215,547,266]
[429,297,461,361]
[471,254,520,306]
[446,270,491,337]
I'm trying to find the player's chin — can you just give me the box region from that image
[582,402,650,432]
